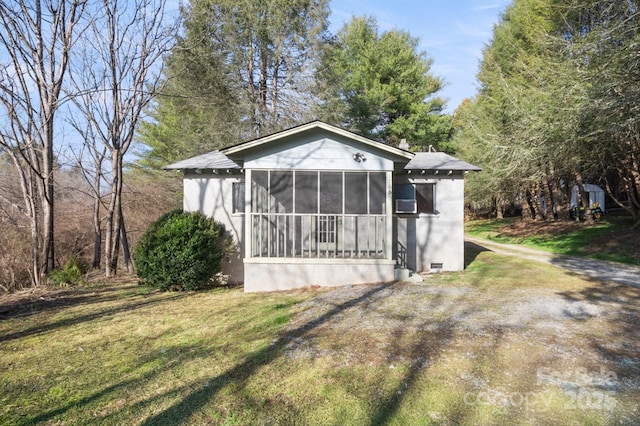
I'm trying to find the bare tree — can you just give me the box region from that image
[66,124,108,270]
[0,1,87,286]
[70,0,174,277]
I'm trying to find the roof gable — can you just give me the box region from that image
[222,121,413,161]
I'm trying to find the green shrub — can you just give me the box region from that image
[133,209,231,291]
[48,257,86,286]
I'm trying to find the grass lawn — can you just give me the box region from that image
[1,248,639,425]
[465,216,640,265]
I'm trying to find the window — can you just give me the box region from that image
[416,184,435,214]
[232,181,245,214]
[317,216,337,243]
[393,184,416,213]
[393,182,436,214]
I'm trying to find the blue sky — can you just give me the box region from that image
[329,0,511,113]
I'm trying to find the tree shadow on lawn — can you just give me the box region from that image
[556,279,640,383]
[140,281,531,426]
[0,284,188,343]
[139,284,393,425]
[0,285,129,320]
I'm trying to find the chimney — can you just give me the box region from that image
[398,138,410,150]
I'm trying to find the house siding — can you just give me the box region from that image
[393,175,465,272]
[183,173,245,283]
[243,259,396,292]
[169,122,476,292]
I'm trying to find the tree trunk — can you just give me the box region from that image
[91,154,104,269]
[104,152,123,277]
[494,197,504,219]
[92,171,102,269]
[524,187,537,220]
[93,231,102,269]
[259,41,269,133]
[541,178,554,221]
[575,172,593,223]
[100,154,122,277]
[92,189,102,270]
[549,177,565,220]
[42,126,55,275]
[628,160,640,227]
[9,150,43,287]
[119,210,131,273]
[29,211,42,286]
[247,34,257,135]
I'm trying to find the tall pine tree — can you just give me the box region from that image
[138,0,330,169]
[315,16,450,150]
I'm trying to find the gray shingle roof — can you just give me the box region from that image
[164,150,240,170]
[404,152,481,171]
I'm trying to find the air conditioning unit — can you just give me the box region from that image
[395,199,417,214]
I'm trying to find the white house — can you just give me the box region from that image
[165,121,480,292]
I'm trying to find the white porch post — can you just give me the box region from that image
[385,170,393,259]
[244,169,252,259]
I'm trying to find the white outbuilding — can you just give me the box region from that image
[571,184,606,211]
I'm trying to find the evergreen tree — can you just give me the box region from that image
[561,0,640,224]
[316,16,450,150]
[454,0,588,219]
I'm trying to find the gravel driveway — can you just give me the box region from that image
[282,243,640,421]
[465,235,640,288]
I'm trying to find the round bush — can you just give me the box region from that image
[134,209,231,291]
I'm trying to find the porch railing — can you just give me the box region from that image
[250,213,386,259]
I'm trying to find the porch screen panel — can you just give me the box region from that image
[369,172,385,214]
[251,171,269,214]
[345,173,367,214]
[270,171,293,213]
[295,171,317,213]
[320,172,342,214]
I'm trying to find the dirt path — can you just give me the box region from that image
[465,235,640,288]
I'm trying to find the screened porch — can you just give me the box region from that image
[248,170,389,259]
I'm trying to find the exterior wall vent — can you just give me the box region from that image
[430,263,443,272]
